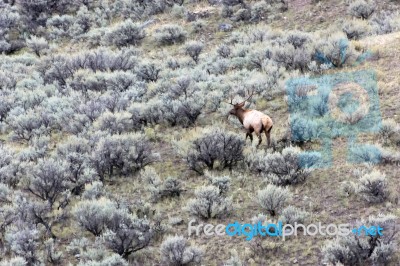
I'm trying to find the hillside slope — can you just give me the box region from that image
[0,0,399,265]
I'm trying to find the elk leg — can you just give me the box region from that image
[256,132,262,147]
[265,126,273,147]
[246,132,253,143]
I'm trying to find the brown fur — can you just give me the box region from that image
[229,102,273,147]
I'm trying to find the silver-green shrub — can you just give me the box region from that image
[186,185,233,219]
[348,0,376,20]
[160,235,203,266]
[154,24,187,45]
[322,213,397,265]
[356,170,389,203]
[187,129,244,174]
[103,19,145,47]
[279,205,309,225]
[256,184,291,216]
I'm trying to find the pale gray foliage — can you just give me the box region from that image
[26,36,49,57]
[185,41,203,63]
[56,136,96,195]
[82,181,105,200]
[314,33,355,68]
[13,195,63,238]
[349,0,375,19]
[44,238,63,264]
[27,158,71,207]
[95,111,133,134]
[0,2,21,53]
[0,256,28,266]
[217,44,231,58]
[7,108,49,142]
[187,130,244,174]
[73,198,118,236]
[209,175,231,195]
[5,226,40,265]
[136,61,161,82]
[66,237,100,262]
[155,24,187,45]
[256,184,291,216]
[342,19,371,40]
[370,11,400,35]
[160,235,203,266]
[250,2,269,22]
[77,254,128,266]
[279,205,309,225]
[224,249,243,266]
[102,209,152,258]
[0,145,19,187]
[378,119,399,143]
[90,133,157,181]
[103,19,145,47]
[0,182,11,203]
[322,214,397,265]
[186,185,233,219]
[41,48,138,86]
[46,14,76,39]
[159,177,183,198]
[246,146,315,186]
[357,170,389,203]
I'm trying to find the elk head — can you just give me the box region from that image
[223,90,273,147]
[224,90,254,117]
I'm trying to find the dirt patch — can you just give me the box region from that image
[289,0,312,11]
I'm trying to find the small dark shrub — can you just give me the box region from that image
[349,0,375,20]
[322,214,396,265]
[186,185,233,219]
[185,41,203,63]
[103,19,145,47]
[342,20,370,40]
[103,210,152,259]
[187,129,244,174]
[27,158,71,207]
[136,61,161,82]
[91,133,157,181]
[155,24,187,45]
[217,44,231,58]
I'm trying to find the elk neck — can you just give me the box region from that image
[235,108,249,124]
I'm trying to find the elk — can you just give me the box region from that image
[225,91,273,147]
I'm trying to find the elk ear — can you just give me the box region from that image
[236,102,245,108]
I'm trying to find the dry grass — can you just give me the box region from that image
[3,0,400,265]
[133,1,400,265]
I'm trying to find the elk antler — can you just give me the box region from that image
[222,93,235,105]
[238,89,255,105]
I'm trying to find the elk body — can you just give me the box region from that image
[226,94,273,147]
